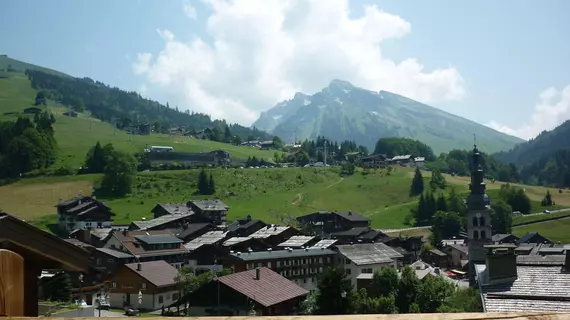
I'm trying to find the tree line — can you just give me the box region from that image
[24,69,271,142]
[0,112,57,179]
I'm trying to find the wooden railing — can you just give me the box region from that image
[5,313,570,320]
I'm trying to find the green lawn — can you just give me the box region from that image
[512,210,570,225]
[513,217,570,243]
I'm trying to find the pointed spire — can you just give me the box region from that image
[466,141,490,210]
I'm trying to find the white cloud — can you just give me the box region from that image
[486,85,570,140]
[133,0,466,125]
[183,1,198,19]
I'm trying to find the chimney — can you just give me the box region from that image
[348,211,352,215]
[137,263,142,271]
[255,267,261,280]
[485,244,518,284]
[122,229,128,236]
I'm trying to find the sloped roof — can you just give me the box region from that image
[131,212,193,231]
[218,267,308,307]
[250,225,292,239]
[173,223,213,239]
[336,243,403,266]
[311,239,337,249]
[223,237,253,247]
[492,234,518,242]
[278,236,315,248]
[125,261,178,287]
[184,230,228,251]
[229,248,336,261]
[188,199,229,211]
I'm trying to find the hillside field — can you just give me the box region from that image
[2,165,570,240]
[0,72,280,170]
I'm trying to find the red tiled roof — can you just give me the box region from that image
[218,267,308,307]
[125,260,178,287]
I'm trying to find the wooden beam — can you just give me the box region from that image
[0,250,24,317]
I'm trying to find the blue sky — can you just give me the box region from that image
[1,0,569,140]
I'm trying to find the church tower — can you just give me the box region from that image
[466,143,493,286]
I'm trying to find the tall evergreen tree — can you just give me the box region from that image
[409,167,424,196]
[197,168,209,194]
[436,193,447,212]
[208,173,216,195]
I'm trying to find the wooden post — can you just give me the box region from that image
[23,263,41,317]
[0,249,24,317]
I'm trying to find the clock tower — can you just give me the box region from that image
[466,143,493,286]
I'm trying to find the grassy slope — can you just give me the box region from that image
[0,56,71,77]
[0,72,279,169]
[512,218,570,243]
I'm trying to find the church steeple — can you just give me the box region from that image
[466,142,490,211]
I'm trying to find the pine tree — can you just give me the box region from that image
[437,193,447,212]
[409,167,424,196]
[197,168,209,194]
[208,173,215,195]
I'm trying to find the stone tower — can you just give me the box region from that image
[466,144,493,286]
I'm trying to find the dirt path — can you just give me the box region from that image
[291,177,344,206]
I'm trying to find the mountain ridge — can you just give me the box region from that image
[253,80,523,154]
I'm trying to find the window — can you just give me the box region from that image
[303,279,307,283]
[141,283,146,289]
[267,262,272,268]
[96,258,102,265]
[473,230,479,239]
[345,258,350,265]
[479,217,486,226]
[112,282,117,288]
[361,268,373,273]
[345,268,352,275]
[472,217,478,227]
[481,230,487,239]
[158,295,164,304]
[276,261,280,267]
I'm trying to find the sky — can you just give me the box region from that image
[1,0,569,141]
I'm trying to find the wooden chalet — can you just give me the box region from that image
[56,196,114,233]
[296,210,370,236]
[0,212,89,316]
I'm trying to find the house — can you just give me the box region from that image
[389,155,415,166]
[296,210,370,236]
[104,261,180,311]
[90,247,135,276]
[259,140,275,150]
[249,225,299,247]
[171,223,216,242]
[421,248,449,268]
[330,227,388,244]
[344,152,362,162]
[63,110,78,117]
[69,228,114,247]
[492,233,520,244]
[187,200,230,226]
[222,237,269,253]
[56,196,114,232]
[441,238,465,246]
[180,267,308,316]
[184,231,230,272]
[414,157,425,169]
[227,215,268,237]
[444,243,469,268]
[476,244,570,312]
[23,106,43,114]
[335,243,403,289]
[359,154,388,168]
[103,230,188,269]
[311,239,338,249]
[518,232,552,244]
[222,248,336,292]
[277,236,318,249]
[151,203,194,219]
[408,260,454,282]
[128,213,196,231]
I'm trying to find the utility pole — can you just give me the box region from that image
[324,141,327,165]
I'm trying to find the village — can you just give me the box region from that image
[1,144,569,317]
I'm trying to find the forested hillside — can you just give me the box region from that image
[24,69,271,141]
[494,120,570,187]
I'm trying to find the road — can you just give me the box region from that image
[517,208,570,218]
[381,226,432,233]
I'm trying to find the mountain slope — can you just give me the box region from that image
[0,55,70,78]
[494,120,570,167]
[253,80,523,154]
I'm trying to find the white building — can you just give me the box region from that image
[336,243,403,288]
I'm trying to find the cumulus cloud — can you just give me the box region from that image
[133,0,466,125]
[486,85,570,140]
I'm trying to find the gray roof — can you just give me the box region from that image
[134,234,183,245]
[516,254,566,266]
[492,233,518,242]
[277,236,315,248]
[311,239,337,249]
[223,237,252,247]
[184,230,228,251]
[96,247,134,259]
[336,243,403,266]
[429,248,447,257]
[188,199,229,211]
[478,265,570,312]
[229,248,336,261]
[250,225,291,239]
[153,203,193,215]
[132,213,193,231]
[447,243,469,254]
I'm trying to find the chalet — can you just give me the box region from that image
[63,110,78,117]
[222,248,336,292]
[310,239,338,249]
[103,230,188,269]
[69,227,114,247]
[179,267,308,316]
[518,232,552,244]
[129,213,197,231]
[90,247,135,276]
[104,261,180,310]
[421,248,449,268]
[56,196,114,232]
[389,155,415,166]
[184,231,230,272]
[226,215,268,237]
[249,225,299,247]
[492,233,520,244]
[296,210,370,236]
[241,140,260,147]
[23,107,43,114]
[171,223,216,242]
[335,243,403,289]
[222,237,269,253]
[277,236,318,249]
[330,227,388,244]
[383,236,424,263]
[259,141,275,150]
[476,244,570,312]
[344,152,362,162]
[151,203,194,219]
[187,199,230,225]
[444,243,469,268]
[359,154,388,168]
